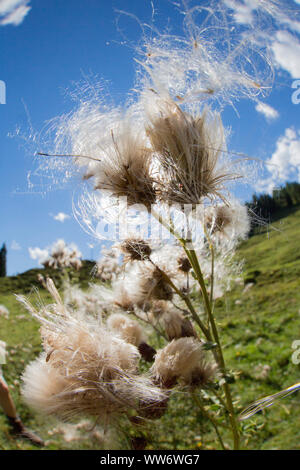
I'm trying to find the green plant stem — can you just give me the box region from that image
[151,208,240,449]
[184,249,240,450]
[209,243,215,307]
[192,392,226,450]
[157,266,211,339]
[132,310,168,341]
[210,388,230,414]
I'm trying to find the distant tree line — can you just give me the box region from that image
[246,181,300,222]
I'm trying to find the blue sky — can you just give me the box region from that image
[0,0,300,275]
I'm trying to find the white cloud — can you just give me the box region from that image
[223,0,256,25]
[11,240,21,250]
[255,101,279,121]
[271,31,300,78]
[52,212,71,223]
[223,2,300,77]
[28,247,49,265]
[224,0,300,31]
[0,0,31,26]
[256,127,300,193]
[0,0,24,15]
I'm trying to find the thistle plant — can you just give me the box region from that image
[30,239,83,291]
[21,99,249,448]
[21,0,300,450]
[41,239,82,271]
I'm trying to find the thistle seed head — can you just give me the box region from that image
[151,337,217,388]
[120,238,152,262]
[146,99,235,205]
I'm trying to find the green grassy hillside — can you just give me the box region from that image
[0,209,300,450]
[212,206,300,450]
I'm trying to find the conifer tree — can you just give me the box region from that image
[0,243,7,277]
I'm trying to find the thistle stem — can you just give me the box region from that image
[183,248,240,450]
[156,266,211,339]
[192,392,226,450]
[151,208,240,449]
[209,244,215,307]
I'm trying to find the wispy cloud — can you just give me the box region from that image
[0,0,24,15]
[271,31,300,78]
[256,128,300,194]
[223,0,254,25]
[255,101,279,121]
[0,0,31,26]
[52,212,71,223]
[224,0,300,31]
[28,247,49,264]
[11,240,21,250]
[223,1,300,77]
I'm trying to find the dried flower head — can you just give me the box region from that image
[120,238,152,262]
[161,308,196,341]
[63,284,105,318]
[40,239,82,271]
[107,313,156,363]
[149,266,174,302]
[205,200,250,242]
[206,205,232,233]
[146,98,235,205]
[83,123,156,208]
[177,256,192,273]
[113,261,173,311]
[149,300,168,320]
[151,337,217,388]
[107,313,145,348]
[111,276,141,312]
[18,283,166,422]
[97,246,121,282]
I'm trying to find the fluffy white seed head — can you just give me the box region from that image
[120,238,152,262]
[112,261,173,311]
[66,107,156,208]
[22,354,71,416]
[18,283,166,422]
[41,239,82,270]
[63,284,104,318]
[97,246,121,282]
[107,313,145,347]
[205,200,250,242]
[146,98,235,205]
[151,337,217,388]
[161,309,196,341]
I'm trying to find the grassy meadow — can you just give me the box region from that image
[0,207,300,450]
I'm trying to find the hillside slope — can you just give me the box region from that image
[216,206,300,449]
[0,209,300,450]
